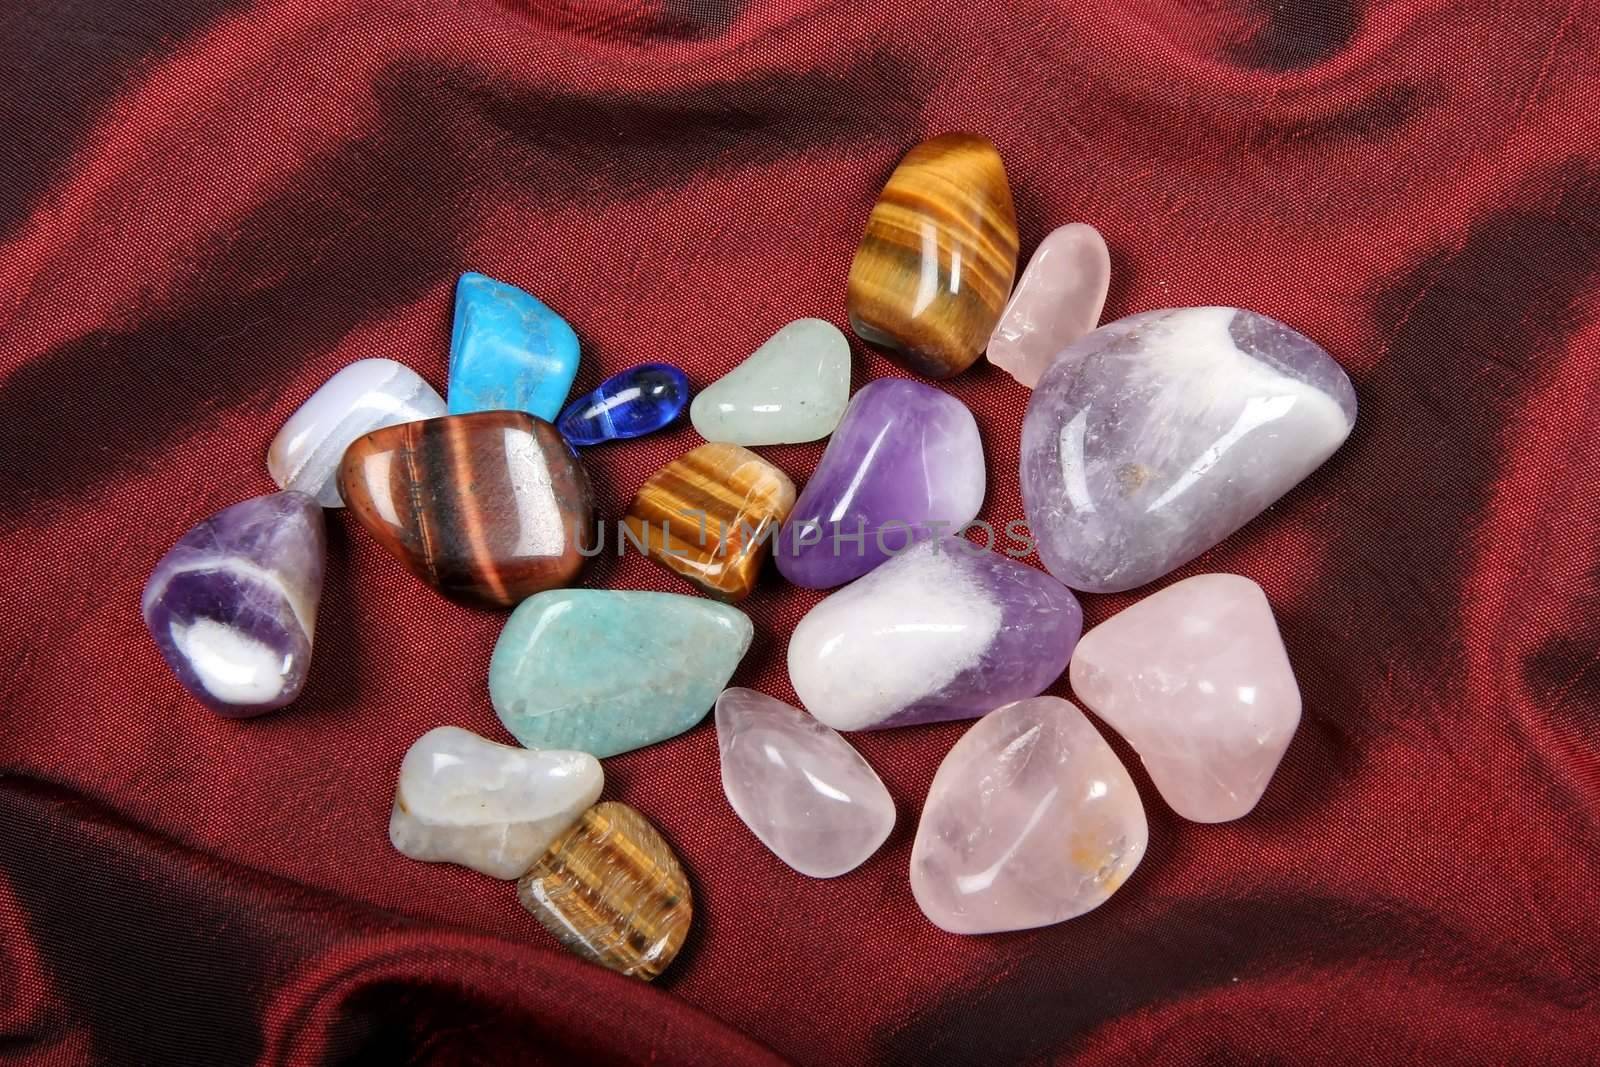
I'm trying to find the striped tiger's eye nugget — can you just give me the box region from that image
[846,133,1018,379]
[337,411,594,608]
[516,802,692,981]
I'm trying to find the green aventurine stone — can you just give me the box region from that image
[490,590,754,758]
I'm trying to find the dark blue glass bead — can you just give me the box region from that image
[556,363,690,446]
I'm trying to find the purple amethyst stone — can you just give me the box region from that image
[142,491,325,717]
[774,379,985,589]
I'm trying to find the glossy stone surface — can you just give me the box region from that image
[715,688,894,878]
[987,223,1111,388]
[448,272,580,420]
[1021,307,1358,593]
[141,491,324,717]
[1070,573,1300,822]
[788,539,1081,731]
[623,443,796,602]
[557,363,689,446]
[389,726,603,879]
[517,802,690,981]
[847,133,1018,379]
[910,697,1147,934]
[689,319,851,445]
[268,358,446,507]
[490,590,753,757]
[774,379,985,589]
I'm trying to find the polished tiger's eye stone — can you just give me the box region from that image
[846,133,1018,379]
[490,590,753,757]
[774,379,985,589]
[268,358,446,507]
[1021,307,1358,593]
[389,726,603,879]
[987,223,1111,388]
[557,363,689,446]
[689,319,851,445]
[141,491,324,716]
[1070,573,1301,822]
[337,411,594,608]
[516,802,691,981]
[623,442,796,601]
[448,272,580,420]
[911,697,1147,934]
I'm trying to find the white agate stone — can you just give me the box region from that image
[268,358,446,507]
[715,687,894,878]
[690,318,851,445]
[389,726,603,879]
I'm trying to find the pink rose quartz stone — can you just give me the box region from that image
[986,223,1111,388]
[910,696,1147,934]
[1069,573,1301,823]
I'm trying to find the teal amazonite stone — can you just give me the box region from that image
[490,590,754,757]
[448,272,580,420]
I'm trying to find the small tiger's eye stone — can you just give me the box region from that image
[623,442,796,602]
[516,802,691,981]
[337,411,594,608]
[846,133,1018,379]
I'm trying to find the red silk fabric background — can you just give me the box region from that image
[2,1,1598,1063]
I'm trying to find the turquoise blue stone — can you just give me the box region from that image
[557,363,690,446]
[489,589,754,757]
[447,272,580,420]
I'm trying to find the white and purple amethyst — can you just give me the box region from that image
[141,491,325,717]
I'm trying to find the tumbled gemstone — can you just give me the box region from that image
[846,133,1018,379]
[689,319,851,445]
[267,358,446,507]
[389,726,603,878]
[1070,573,1300,822]
[141,491,324,716]
[447,272,580,420]
[788,539,1081,731]
[557,363,690,446]
[715,688,894,878]
[774,379,985,589]
[623,442,796,602]
[337,411,594,608]
[517,802,690,981]
[1021,307,1358,593]
[489,590,753,757]
[910,697,1147,934]
[986,223,1111,388]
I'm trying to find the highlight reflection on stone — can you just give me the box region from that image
[1021,307,1357,593]
[911,697,1147,934]
[517,802,691,981]
[847,133,1018,379]
[987,223,1111,388]
[337,411,594,608]
[715,688,894,878]
[389,726,603,879]
[1070,573,1300,822]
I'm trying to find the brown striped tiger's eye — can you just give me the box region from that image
[846,133,1019,379]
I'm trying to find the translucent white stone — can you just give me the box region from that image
[987,223,1111,388]
[691,319,851,445]
[389,726,603,879]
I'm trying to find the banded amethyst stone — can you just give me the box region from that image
[774,379,984,589]
[142,491,325,717]
[1021,307,1357,593]
[787,538,1082,731]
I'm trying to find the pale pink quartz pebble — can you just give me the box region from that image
[910,696,1147,934]
[1070,573,1301,823]
[986,223,1111,388]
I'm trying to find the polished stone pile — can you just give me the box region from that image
[1021,307,1357,593]
[987,223,1110,388]
[690,319,851,445]
[448,272,580,420]
[558,363,689,446]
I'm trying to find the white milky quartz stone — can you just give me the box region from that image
[1070,573,1301,822]
[389,726,603,879]
[690,318,851,445]
[715,688,894,878]
[268,358,447,507]
[910,697,1147,934]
